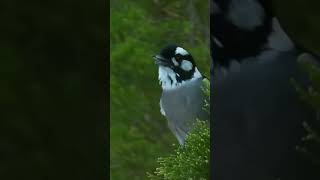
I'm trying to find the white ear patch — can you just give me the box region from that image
[181,60,193,71]
[175,47,189,55]
[227,0,265,30]
[171,57,179,66]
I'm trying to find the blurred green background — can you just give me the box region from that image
[110,0,210,179]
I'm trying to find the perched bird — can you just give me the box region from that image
[210,0,319,179]
[153,44,209,144]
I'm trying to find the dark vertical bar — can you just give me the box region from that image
[210,0,318,179]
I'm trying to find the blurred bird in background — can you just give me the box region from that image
[210,0,320,179]
[153,44,209,144]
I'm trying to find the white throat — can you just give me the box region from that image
[158,66,202,90]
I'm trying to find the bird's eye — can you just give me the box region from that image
[175,55,182,61]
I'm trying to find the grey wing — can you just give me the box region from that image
[160,96,187,144]
[160,94,190,144]
[161,81,208,144]
[167,120,188,144]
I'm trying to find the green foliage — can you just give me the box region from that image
[148,120,210,180]
[293,56,320,110]
[110,1,210,179]
[293,55,320,178]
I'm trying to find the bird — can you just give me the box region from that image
[153,44,209,145]
[210,0,320,179]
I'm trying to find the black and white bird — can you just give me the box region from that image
[153,44,209,145]
[210,0,319,179]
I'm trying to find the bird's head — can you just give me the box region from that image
[153,44,202,90]
[211,0,290,67]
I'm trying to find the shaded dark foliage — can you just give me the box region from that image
[295,59,320,179]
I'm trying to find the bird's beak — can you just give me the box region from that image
[153,54,170,66]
